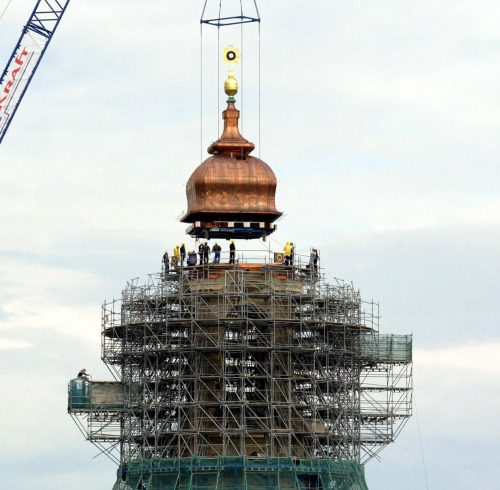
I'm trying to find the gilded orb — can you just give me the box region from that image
[224,75,238,97]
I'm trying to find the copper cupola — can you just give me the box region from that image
[181,46,281,239]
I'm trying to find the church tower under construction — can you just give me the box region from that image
[68,7,412,489]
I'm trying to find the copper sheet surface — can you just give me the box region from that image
[182,102,281,224]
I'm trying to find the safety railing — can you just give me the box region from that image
[164,246,320,271]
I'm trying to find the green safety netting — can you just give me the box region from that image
[112,457,369,489]
[360,334,412,363]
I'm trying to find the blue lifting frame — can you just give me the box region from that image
[201,15,260,27]
[200,0,260,27]
[0,0,71,144]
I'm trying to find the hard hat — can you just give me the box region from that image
[231,240,234,243]
[182,242,185,245]
[176,244,179,247]
[165,250,168,254]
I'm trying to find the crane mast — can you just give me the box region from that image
[0,0,71,144]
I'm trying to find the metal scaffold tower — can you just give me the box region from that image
[68,257,412,489]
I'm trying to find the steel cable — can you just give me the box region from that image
[0,0,13,22]
[414,381,430,489]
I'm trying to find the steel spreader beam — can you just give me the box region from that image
[200,0,260,27]
[201,15,260,27]
[0,0,71,145]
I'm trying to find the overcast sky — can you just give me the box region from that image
[0,1,499,489]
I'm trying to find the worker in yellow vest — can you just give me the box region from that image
[284,242,292,266]
[173,245,180,266]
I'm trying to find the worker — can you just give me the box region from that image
[77,368,90,382]
[214,379,223,417]
[121,465,128,482]
[310,248,319,270]
[212,242,221,264]
[284,241,292,266]
[229,240,236,264]
[203,242,210,264]
[198,242,204,265]
[117,465,129,489]
[290,242,295,265]
[174,245,180,266]
[162,250,169,273]
[180,243,186,266]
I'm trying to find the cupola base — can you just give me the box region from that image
[185,219,277,240]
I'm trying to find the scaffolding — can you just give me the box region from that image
[69,258,412,488]
[112,457,369,489]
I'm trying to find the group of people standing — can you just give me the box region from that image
[196,240,236,265]
[283,242,319,269]
[162,243,186,271]
[162,240,236,272]
[162,240,318,272]
[198,241,224,265]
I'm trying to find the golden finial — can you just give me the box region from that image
[222,46,240,101]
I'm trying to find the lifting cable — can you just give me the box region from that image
[269,235,285,249]
[200,21,203,164]
[200,1,262,161]
[258,18,261,158]
[240,0,244,139]
[253,0,261,158]
[414,380,430,489]
[217,0,221,137]
[0,0,13,22]
[200,1,206,164]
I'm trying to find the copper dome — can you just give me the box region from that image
[181,102,282,224]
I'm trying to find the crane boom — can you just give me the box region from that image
[0,0,71,145]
